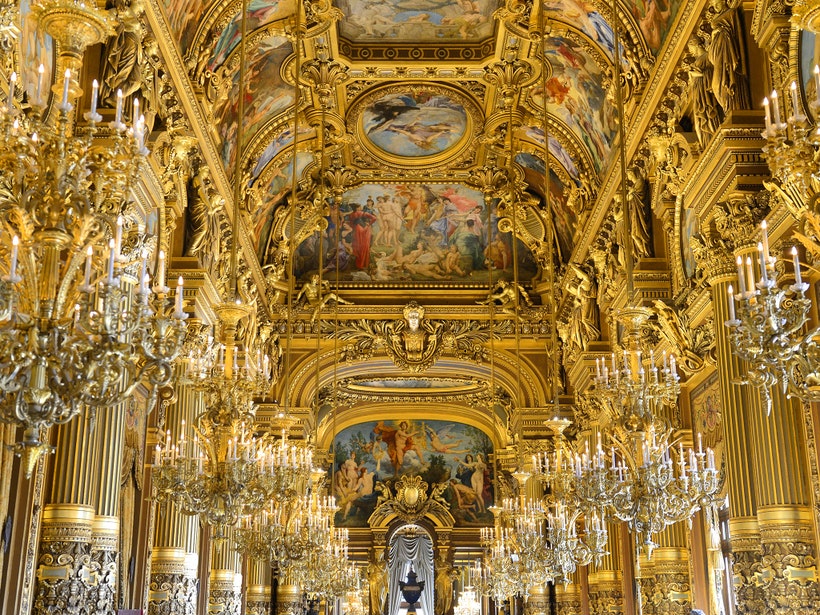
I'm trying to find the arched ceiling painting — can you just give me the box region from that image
[158,0,684,276]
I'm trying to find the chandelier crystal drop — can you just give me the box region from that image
[151,304,308,534]
[725,220,818,409]
[0,1,187,476]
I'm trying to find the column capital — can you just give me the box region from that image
[712,191,770,252]
[691,224,736,285]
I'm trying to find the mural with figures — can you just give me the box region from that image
[690,373,723,472]
[332,419,494,527]
[213,35,294,174]
[161,0,207,54]
[291,183,538,283]
[336,0,495,42]
[362,90,468,158]
[528,36,615,173]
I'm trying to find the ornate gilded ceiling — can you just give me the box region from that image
[156,0,683,288]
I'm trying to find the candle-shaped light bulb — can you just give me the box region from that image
[815,65,820,107]
[107,238,116,283]
[763,96,772,132]
[791,81,800,118]
[114,89,123,125]
[83,245,93,288]
[761,220,770,257]
[8,71,16,106]
[728,284,736,320]
[132,98,140,129]
[139,249,148,293]
[36,64,44,105]
[175,276,184,315]
[157,249,166,289]
[758,242,768,284]
[772,89,782,126]
[115,216,123,257]
[61,68,71,107]
[745,256,755,288]
[792,246,803,285]
[9,235,19,279]
[90,79,99,116]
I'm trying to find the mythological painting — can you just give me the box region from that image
[332,419,494,527]
[253,151,314,257]
[800,30,819,117]
[214,35,294,173]
[361,91,468,158]
[681,206,698,279]
[251,125,314,180]
[628,0,682,54]
[522,126,581,181]
[161,0,206,54]
[337,0,495,42]
[207,0,293,70]
[516,153,577,263]
[292,183,538,284]
[529,36,615,172]
[690,372,723,472]
[19,0,53,102]
[543,0,614,55]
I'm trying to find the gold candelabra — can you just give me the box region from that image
[725,219,820,409]
[0,0,187,476]
[151,304,309,534]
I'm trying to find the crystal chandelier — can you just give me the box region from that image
[234,474,333,567]
[152,304,305,534]
[0,0,187,475]
[725,219,818,410]
[475,525,529,601]
[288,527,357,599]
[761,80,820,194]
[454,579,481,615]
[605,421,720,553]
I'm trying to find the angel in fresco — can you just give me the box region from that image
[424,424,469,455]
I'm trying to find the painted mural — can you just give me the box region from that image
[543,0,614,55]
[629,0,682,54]
[253,151,314,258]
[207,0,293,70]
[162,0,207,55]
[522,126,581,181]
[337,0,494,42]
[291,183,538,283]
[681,206,698,279]
[250,125,314,181]
[516,153,577,263]
[332,419,495,527]
[529,35,615,173]
[801,30,819,117]
[362,91,468,158]
[690,372,723,471]
[214,35,294,174]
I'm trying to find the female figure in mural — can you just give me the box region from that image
[346,203,378,269]
[456,454,474,487]
[470,453,487,512]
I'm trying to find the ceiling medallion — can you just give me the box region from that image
[347,83,482,170]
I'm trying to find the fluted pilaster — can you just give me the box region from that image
[208,528,242,615]
[246,560,272,615]
[587,523,623,615]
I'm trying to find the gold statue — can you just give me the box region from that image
[368,550,388,615]
[296,274,352,322]
[476,279,534,317]
[566,262,600,357]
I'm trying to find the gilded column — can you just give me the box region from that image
[555,574,582,615]
[693,216,764,615]
[523,584,549,615]
[32,413,99,614]
[246,560,272,615]
[650,524,691,615]
[752,390,820,612]
[208,527,242,615]
[276,571,304,615]
[636,551,657,615]
[587,523,623,615]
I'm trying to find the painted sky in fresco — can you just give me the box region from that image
[544,0,614,55]
[290,183,538,284]
[332,419,494,527]
[529,35,615,173]
[362,91,468,158]
[213,35,294,175]
[337,0,495,42]
[522,126,581,181]
[207,0,292,70]
[162,0,206,55]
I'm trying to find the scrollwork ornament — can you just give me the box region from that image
[730,547,765,615]
[759,522,820,615]
[148,573,197,615]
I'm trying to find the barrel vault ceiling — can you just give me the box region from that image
[145,0,695,441]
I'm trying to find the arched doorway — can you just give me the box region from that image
[387,525,434,615]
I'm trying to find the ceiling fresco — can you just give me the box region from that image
[336,0,496,43]
[153,0,684,286]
